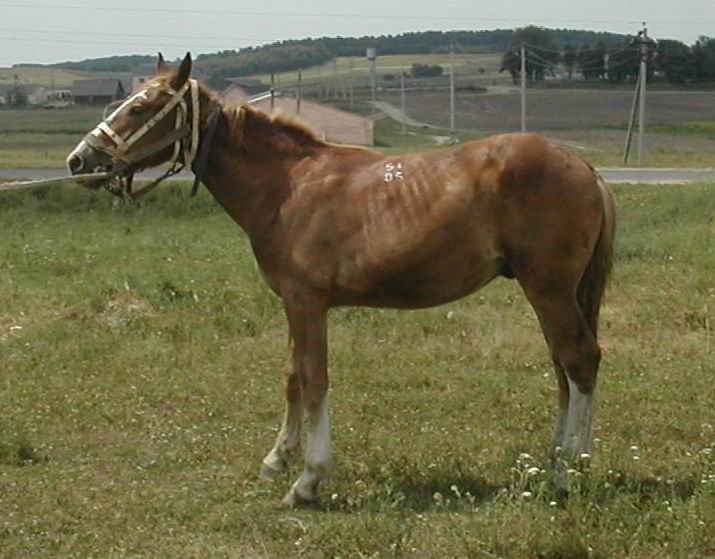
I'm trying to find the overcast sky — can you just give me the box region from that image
[0,0,713,66]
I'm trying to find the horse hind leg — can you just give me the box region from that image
[525,292,601,486]
[550,358,570,458]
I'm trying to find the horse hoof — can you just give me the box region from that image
[259,460,286,481]
[280,486,317,508]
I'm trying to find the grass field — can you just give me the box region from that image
[3,86,715,169]
[0,67,95,88]
[376,89,715,166]
[247,53,507,88]
[0,181,713,558]
[0,106,103,169]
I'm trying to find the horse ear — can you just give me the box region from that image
[156,52,168,74]
[172,52,192,89]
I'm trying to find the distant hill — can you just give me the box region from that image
[39,54,156,73]
[15,28,630,80]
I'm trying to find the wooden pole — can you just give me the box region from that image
[400,69,406,135]
[637,24,648,165]
[449,44,456,140]
[623,71,640,164]
[270,72,275,112]
[520,43,526,132]
[349,59,355,107]
[297,71,302,115]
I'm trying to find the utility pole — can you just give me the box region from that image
[520,43,526,132]
[637,23,649,164]
[400,69,406,135]
[623,71,640,164]
[270,72,275,113]
[332,58,339,100]
[623,24,654,165]
[367,47,377,116]
[296,71,302,115]
[348,59,355,107]
[449,43,456,141]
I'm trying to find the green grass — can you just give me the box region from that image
[0,107,103,168]
[0,67,95,88]
[649,121,715,141]
[1,103,714,170]
[0,181,713,557]
[248,53,507,87]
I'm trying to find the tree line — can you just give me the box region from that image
[36,28,628,79]
[28,27,715,85]
[501,26,715,84]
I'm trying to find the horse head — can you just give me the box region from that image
[66,52,198,193]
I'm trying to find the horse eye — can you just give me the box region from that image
[129,105,145,116]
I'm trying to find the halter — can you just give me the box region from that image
[83,78,205,201]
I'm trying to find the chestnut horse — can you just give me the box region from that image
[67,53,615,506]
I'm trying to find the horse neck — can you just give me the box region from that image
[198,102,316,238]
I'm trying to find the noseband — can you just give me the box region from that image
[83,78,218,201]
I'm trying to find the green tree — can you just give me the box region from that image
[606,41,640,83]
[500,26,560,83]
[562,44,577,78]
[692,37,715,81]
[410,63,444,78]
[656,39,694,83]
[577,42,606,81]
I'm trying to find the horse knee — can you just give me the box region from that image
[301,375,328,410]
[561,342,601,394]
[285,370,302,403]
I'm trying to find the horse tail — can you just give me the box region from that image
[577,175,616,337]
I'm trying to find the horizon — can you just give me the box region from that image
[7,27,636,69]
[0,0,713,67]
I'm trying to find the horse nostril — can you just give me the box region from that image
[68,155,84,174]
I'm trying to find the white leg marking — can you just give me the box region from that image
[260,397,303,478]
[284,394,332,504]
[563,377,595,458]
[552,403,568,452]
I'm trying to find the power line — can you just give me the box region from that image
[525,53,641,72]
[0,4,711,26]
[0,35,232,50]
[0,26,268,43]
[522,41,636,55]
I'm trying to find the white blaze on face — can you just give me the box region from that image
[85,87,155,142]
[105,88,152,124]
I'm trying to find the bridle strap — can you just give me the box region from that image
[85,78,220,202]
[88,79,197,168]
[191,105,222,197]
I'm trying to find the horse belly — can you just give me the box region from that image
[338,243,503,309]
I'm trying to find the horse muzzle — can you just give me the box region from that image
[66,140,122,189]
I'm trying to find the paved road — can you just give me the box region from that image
[598,168,715,184]
[3,167,715,185]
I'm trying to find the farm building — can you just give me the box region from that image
[221,84,252,105]
[253,97,374,146]
[221,86,374,146]
[71,78,129,105]
[0,84,68,106]
[131,64,156,92]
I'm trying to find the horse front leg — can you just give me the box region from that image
[275,295,332,507]
[260,352,303,479]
